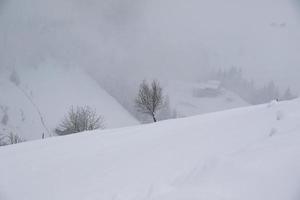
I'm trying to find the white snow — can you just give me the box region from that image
[1,98,300,200]
[0,65,138,140]
[0,0,300,198]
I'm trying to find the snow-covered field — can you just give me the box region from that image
[1,98,300,200]
[0,66,138,140]
[0,0,299,198]
[166,80,249,117]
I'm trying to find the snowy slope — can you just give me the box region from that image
[0,65,138,140]
[166,80,249,117]
[1,99,300,200]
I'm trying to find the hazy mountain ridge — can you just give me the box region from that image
[1,0,299,139]
[0,65,138,140]
[0,0,300,92]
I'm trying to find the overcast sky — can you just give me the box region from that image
[1,0,300,93]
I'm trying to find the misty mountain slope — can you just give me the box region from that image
[0,0,300,91]
[1,99,300,200]
[166,80,249,117]
[0,66,138,140]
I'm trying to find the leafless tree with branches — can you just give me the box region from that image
[135,80,165,122]
[55,106,105,135]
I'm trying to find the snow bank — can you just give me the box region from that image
[0,98,300,200]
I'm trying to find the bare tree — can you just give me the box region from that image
[135,80,165,122]
[0,132,26,146]
[55,106,105,135]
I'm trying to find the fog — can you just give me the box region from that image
[1,0,300,93]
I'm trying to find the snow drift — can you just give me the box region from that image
[1,98,300,200]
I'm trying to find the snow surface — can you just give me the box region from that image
[1,98,300,200]
[0,65,138,140]
[166,80,249,117]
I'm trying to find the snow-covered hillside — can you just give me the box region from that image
[0,65,138,140]
[166,80,249,117]
[1,99,300,200]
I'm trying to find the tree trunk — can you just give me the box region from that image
[152,114,157,122]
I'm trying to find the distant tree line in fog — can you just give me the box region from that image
[208,67,297,104]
